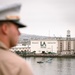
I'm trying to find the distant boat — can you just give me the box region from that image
[37,58,53,63]
[37,61,44,63]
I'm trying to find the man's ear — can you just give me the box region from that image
[1,23,9,35]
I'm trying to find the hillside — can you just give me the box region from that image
[19,33,48,40]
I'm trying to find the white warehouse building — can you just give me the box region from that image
[31,39,58,53]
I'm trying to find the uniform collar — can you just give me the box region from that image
[0,41,9,50]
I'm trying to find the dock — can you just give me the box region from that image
[21,54,75,58]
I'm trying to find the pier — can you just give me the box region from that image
[21,54,75,58]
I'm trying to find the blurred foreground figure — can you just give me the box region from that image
[0,3,34,75]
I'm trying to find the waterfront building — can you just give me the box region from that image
[31,38,58,53]
[11,44,30,52]
[57,30,75,55]
[31,30,75,55]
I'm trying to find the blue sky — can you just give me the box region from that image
[1,0,75,37]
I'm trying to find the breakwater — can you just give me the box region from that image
[22,54,75,58]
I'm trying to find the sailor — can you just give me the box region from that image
[0,3,34,75]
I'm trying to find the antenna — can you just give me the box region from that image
[49,29,50,37]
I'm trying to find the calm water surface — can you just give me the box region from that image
[25,57,75,75]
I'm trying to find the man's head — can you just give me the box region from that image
[0,3,26,48]
[0,21,21,48]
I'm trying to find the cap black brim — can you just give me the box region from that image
[11,21,27,28]
[12,21,27,28]
[0,20,27,28]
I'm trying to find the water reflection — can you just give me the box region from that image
[25,57,75,75]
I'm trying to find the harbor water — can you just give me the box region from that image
[25,57,75,75]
